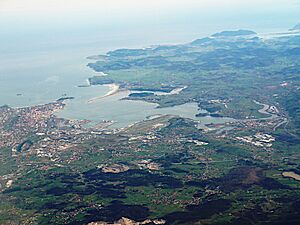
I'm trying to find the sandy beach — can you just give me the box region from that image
[87,83,120,103]
[155,86,187,96]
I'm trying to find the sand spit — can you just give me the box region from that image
[87,83,120,103]
[154,86,187,96]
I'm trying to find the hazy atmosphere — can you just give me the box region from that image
[0,1,300,225]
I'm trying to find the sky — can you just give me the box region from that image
[0,0,298,12]
[0,0,299,20]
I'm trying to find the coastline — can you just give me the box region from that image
[87,83,120,103]
[162,86,187,95]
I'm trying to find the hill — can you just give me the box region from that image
[211,29,257,37]
[292,23,300,30]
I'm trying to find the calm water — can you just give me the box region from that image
[57,90,235,129]
[0,0,299,127]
